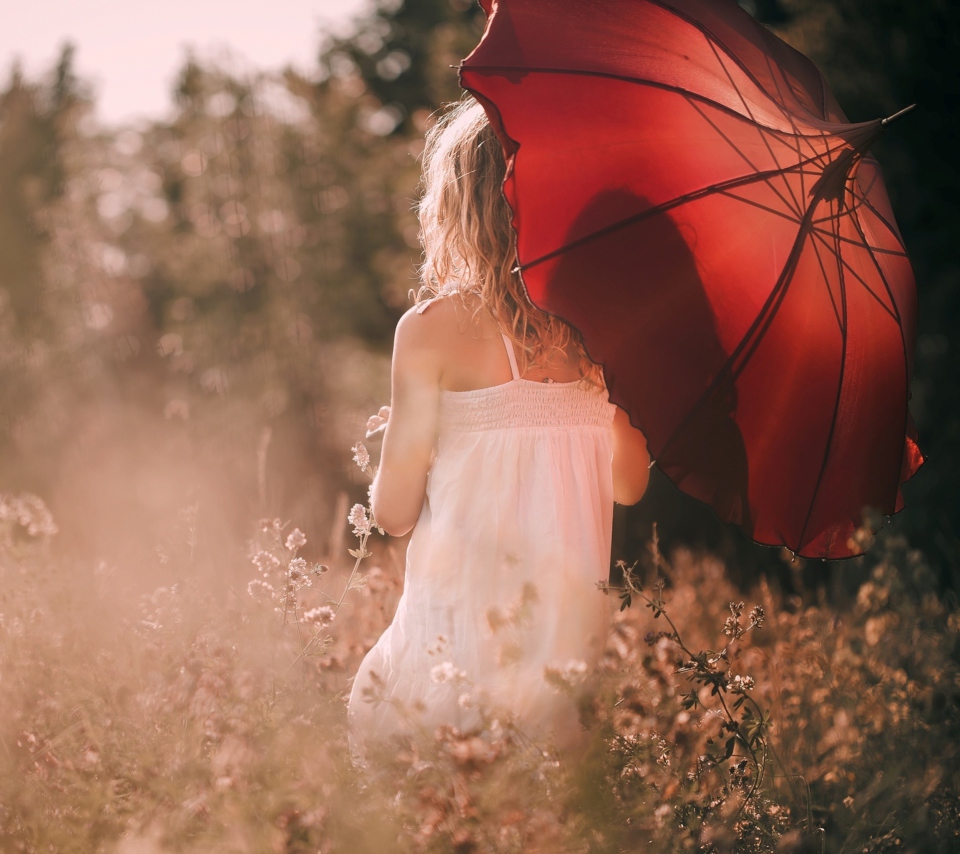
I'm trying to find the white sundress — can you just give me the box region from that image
[347,303,617,756]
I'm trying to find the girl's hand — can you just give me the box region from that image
[365,406,391,439]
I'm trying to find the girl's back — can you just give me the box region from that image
[347,292,616,753]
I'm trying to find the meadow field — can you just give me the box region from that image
[2,479,958,852]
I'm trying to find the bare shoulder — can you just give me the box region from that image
[395,293,488,351]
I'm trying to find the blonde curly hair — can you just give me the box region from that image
[415,97,603,386]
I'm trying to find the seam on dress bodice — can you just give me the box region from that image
[440,381,616,432]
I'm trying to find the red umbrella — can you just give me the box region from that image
[460,0,924,559]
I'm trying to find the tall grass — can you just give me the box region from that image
[1,472,958,852]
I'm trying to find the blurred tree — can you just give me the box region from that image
[319,0,485,134]
[0,44,95,490]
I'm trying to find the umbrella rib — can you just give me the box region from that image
[750,51,812,211]
[809,231,844,331]
[857,160,881,198]
[706,36,759,124]
[756,48,827,161]
[464,64,839,141]
[645,0,808,127]
[797,197,849,551]
[846,209,906,328]
[520,139,852,271]
[792,118,807,204]
[686,91,802,218]
[815,229,907,257]
[814,69,830,120]
[856,192,910,249]
[705,33,804,198]
[810,230,899,322]
[654,212,815,469]
[690,97,800,215]
[716,189,801,223]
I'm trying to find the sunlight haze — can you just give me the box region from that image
[1,0,370,127]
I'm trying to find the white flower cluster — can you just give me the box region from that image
[247,579,275,601]
[304,605,336,626]
[544,659,590,693]
[351,442,370,471]
[252,550,280,575]
[430,661,468,685]
[285,528,307,551]
[348,503,373,536]
[287,557,311,585]
[0,493,58,538]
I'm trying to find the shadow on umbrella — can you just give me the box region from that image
[541,187,753,532]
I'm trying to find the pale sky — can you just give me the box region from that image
[2,0,370,128]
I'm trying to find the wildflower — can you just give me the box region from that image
[748,604,765,628]
[252,550,280,575]
[285,528,307,551]
[348,503,372,536]
[431,661,468,685]
[731,674,756,693]
[0,493,58,537]
[544,659,589,692]
[351,442,370,470]
[287,557,308,579]
[247,579,275,601]
[304,605,336,625]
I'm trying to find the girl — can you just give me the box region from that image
[347,98,650,758]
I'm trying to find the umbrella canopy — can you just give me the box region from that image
[460,0,924,559]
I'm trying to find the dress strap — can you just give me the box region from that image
[415,296,439,315]
[500,332,521,381]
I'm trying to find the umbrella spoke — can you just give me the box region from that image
[705,33,811,209]
[797,198,849,550]
[813,228,907,257]
[752,48,825,202]
[856,192,910,249]
[846,211,912,431]
[686,96,808,218]
[716,189,802,223]
[657,221,811,464]
[809,230,844,332]
[647,0,801,128]
[521,140,853,271]
[811,230,898,322]
[466,64,834,142]
[846,212,905,326]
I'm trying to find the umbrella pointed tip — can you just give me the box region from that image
[881,104,917,127]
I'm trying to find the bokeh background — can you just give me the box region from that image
[1,0,955,591]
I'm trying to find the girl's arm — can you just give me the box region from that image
[370,309,442,537]
[612,406,651,505]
